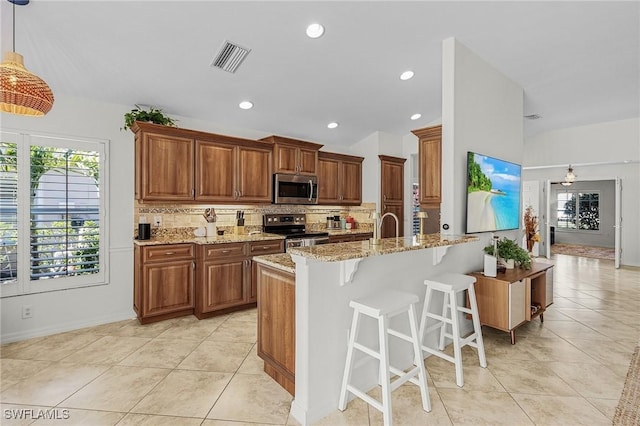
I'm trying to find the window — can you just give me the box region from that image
[556,190,600,231]
[0,132,108,296]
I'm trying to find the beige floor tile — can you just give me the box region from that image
[227,308,257,323]
[62,336,151,365]
[0,403,54,426]
[366,384,452,426]
[131,369,231,418]
[586,397,619,420]
[437,388,533,425]
[425,355,504,392]
[1,332,102,362]
[555,308,611,322]
[32,408,125,425]
[205,420,279,426]
[311,397,371,426]
[550,298,589,309]
[488,359,577,396]
[178,340,253,373]
[540,320,609,340]
[0,359,51,388]
[0,362,109,406]
[157,316,227,341]
[511,393,610,426]
[1,337,47,359]
[60,366,170,412]
[111,319,178,338]
[118,338,200,369]
[76,319,135,335]
[118,413,204,425]
[480,335,539,363]
[207,320,257,343]
[546,361,626,399]
[521,336,600,363]
[237,344,265,375]
[565,338,634,366]
[207,373,292,424]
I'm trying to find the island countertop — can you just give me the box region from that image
[252,253,295,274]
[288,233,478,262]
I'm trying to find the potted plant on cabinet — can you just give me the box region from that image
[484,237,532,270]
[122,105,177,131]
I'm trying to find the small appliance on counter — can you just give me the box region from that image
[138,223,151,240]
[264,213,328,250]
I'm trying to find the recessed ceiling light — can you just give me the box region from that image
[327,122,339,129]
[306,23,325,39]
[410,113,422,120]
[400,70,414,81]
[239,101,253,110]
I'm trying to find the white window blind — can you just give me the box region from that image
[0,132,108,297]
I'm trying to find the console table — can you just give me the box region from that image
[469,263,554,344]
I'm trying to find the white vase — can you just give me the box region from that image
[206,223,216,237]
[500,258,515,269]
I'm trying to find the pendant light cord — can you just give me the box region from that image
[12,0,16,52]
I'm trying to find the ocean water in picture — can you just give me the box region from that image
[491,183,521,230]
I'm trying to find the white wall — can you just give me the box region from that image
[523,117,640,266]
[441,38,525,248]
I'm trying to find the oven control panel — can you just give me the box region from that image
[264,214,306,226]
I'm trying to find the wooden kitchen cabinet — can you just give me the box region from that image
[134,244,195,324]
[195,240,284,319]
[317,151,363,205]
[411,125,442,207]
[133,121,272,203]
[256,262,296,395]
[379,155,406,237]
[328,232,373,243]
[468,263,554,344]
[259,135,323,175]
[196,139,272,203]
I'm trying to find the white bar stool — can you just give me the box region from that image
[419,273,487,387]
[339,289,431,426]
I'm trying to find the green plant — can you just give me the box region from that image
[122,105,177,131]
[484,237,532,269]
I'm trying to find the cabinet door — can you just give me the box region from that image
[419,137,442,205]
[298,148,318,175]
[509,280,526,328]
[340,160,362,205]
[274,144,298,174]
[317,156,341,204]
[237,146,272,203]
[380,157,404,203]
[143,260,194,317]
[381,202,404,238]
[201,259,246,312]
[195,140,236,202]
[140,133,194,201]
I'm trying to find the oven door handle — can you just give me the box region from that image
[308,179,313,201]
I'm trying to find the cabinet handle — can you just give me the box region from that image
[221,250,230,254]
[262,246,270,250]
[383,194,387,201]
[165,251,175,255]
[192,262,196,270]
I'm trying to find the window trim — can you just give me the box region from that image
[1,130,110,298]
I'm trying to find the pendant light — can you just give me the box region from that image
[0,0,54,116]
[561,165,576,186]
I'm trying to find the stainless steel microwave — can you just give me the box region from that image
[273,173,318,204]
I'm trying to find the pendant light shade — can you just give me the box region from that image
[0,0,54,116]
[561,165,576,186]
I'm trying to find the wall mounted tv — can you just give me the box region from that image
[466,151,522,233]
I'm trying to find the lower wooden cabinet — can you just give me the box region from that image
[256,262,296,395]
[328,232,373,244]
[134,244,195,324]
[195,240,284,319]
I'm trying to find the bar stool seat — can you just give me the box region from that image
[339,289,430,426]
[419,273,487,387]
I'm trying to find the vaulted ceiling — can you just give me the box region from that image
[2,1,638,146]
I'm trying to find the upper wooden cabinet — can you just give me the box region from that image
[259,135,323,175]
[411,125,442,207]
[133,121,272,203]
[317,151,364,205]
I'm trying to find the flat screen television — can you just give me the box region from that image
[466,151,522,233]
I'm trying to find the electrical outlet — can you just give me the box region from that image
[153,215,162,227]
[22,305,33,319]
[139,216,148,224]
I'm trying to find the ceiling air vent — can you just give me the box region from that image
[524,113,542,120]
[210,40,251,73]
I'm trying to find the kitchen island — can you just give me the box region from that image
[258,234,479,425]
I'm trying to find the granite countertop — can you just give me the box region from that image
[326,229,373,236]
[288,234,479,262]
[134,232,285,246]
[252,253,295,274]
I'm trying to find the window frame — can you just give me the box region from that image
[555,188,601,233]
[0,130,110,298]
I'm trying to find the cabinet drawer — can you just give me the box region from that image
[249,240,284,255]
[204,243,246,260]
[143,244,194,262]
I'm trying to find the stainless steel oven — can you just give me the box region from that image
[273,173,318,205]
[263,213,328,251]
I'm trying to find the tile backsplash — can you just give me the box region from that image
[134,201,376,234]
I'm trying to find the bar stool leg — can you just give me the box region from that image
[449,289,464,387]
[418,286,433,341]
[468,283,487,368]
[408,304,431,412]
[438,293,449,351]
[378,314,392,426]
[339,308,361,411]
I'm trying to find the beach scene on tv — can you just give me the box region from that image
[466,152,521,233]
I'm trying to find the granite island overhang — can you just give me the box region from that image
[285,233,479,425]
